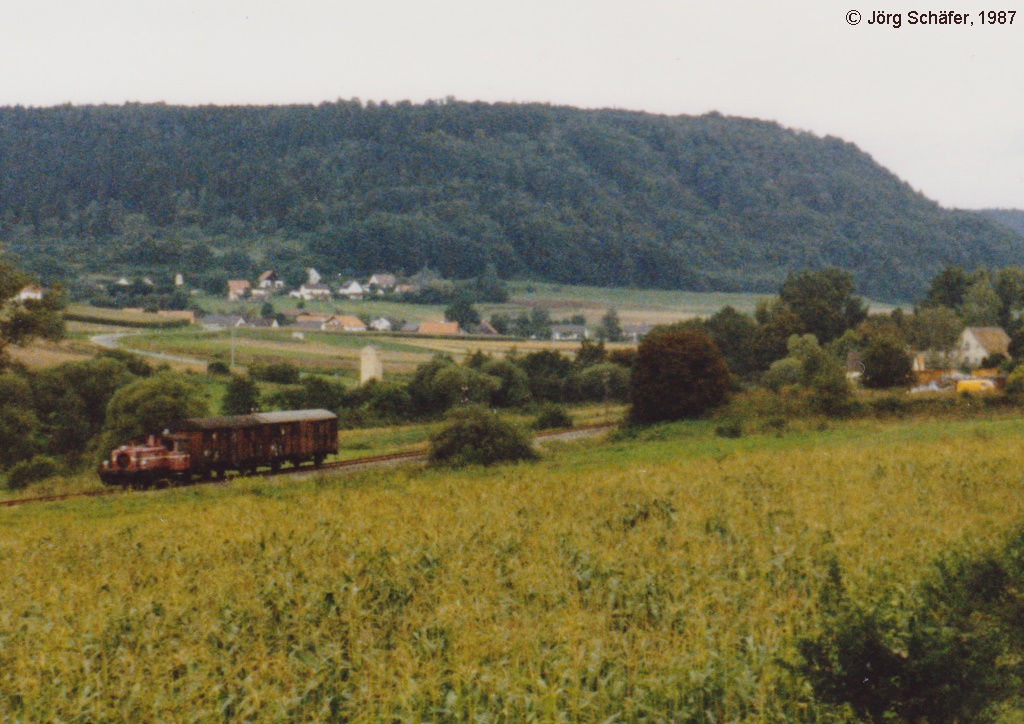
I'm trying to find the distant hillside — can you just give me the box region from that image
[979,209,1024,237]
[0,100,1021,300]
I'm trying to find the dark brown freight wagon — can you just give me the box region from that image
[173,409,339,478]
[100,409,338,485]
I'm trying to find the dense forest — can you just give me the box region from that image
[0,99,1021,300]
[980,209,1024,238]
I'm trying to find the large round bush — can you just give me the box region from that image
[629,325,730,423]
[429,406,538,467]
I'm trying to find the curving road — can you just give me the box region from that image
[90,332,209,367]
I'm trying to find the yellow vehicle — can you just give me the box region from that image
[956,379,996,394]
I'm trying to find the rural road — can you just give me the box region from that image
[90,332,209,367]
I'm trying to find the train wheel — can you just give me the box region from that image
[314,455,324,468]
[270,460,280,473]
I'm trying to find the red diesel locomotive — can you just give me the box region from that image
[99,409,339,486]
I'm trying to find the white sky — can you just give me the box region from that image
[2,0,1023,209]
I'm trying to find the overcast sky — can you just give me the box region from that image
[2,0,1023,209]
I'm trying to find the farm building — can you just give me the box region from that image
[418,321,461,336]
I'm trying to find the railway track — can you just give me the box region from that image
[0,422,615,510]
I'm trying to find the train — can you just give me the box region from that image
[99,409,339,486]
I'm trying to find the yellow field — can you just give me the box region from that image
[2,416,1023,719]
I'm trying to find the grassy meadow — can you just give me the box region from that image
[3,413,1024,720]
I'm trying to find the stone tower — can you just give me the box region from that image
[360,345,383,384]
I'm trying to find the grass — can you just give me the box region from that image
[2,412,1023,719]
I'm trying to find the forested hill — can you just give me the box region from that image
[1,100,1021,300]
[979,209,1024,238]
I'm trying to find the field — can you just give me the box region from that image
[207,283,899,326]
[3,413,1023,720]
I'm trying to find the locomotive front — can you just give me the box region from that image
[99,434,191,486]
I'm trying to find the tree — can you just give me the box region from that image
[922,265,970,310]
[569,362,631,403]
[993,267,1024,327]
[705,306,757,376]
[0,371,39,469]
[444,297,481,328]
[481,358,532,408]
[751,299,804,371]
[961,278,1002,327]
[473,263,509,303]
[779,268,868,344]
[98,372,208,455]
[519,349,573,402]
[573,338,606,369]
[222,374,261,415]
[0,252,65,368]
[597,308,623,342]
[860,334,914,389]
[905,307,962,354]
[489,313,511,335]
[765,334,851,415]
[629,325,730,423]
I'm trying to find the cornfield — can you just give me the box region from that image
[2,416,1023,720]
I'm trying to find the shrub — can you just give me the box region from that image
[714,420,743,438]
[869,393,909,417]
[798,531,1024,721]
[533,403,574,431]
[568,362,630,403]
[362,380,414,422]
[221,374,261,415]
[1005,364,1024,399]
[429,406,538,467]
[6,455,60,490]
[249,361,301,384]
[861,334,914,389]
[207,360,230,376]
[481,358,532,408]
[629,325,730,423]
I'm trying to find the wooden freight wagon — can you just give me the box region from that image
[171,409,338,477]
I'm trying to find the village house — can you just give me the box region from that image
[16,285,44,302]
[368,317,393,332]
[289,284,332,301]
[957,326,1011,367]
[257,270,284,289]
[418,321,461,336]
[338,280,365,301]
[621,324,654,343]
[227,280,251,301]
[201,315,246,331]
[366,274,397,295]
[295,313,333,325]
[325,315,367,332]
